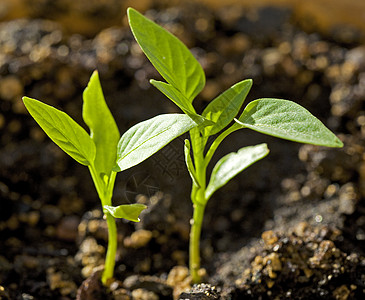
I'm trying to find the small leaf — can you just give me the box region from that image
[23,97,96,166]
[202,79,252,136]
[205,144,269,201]
[151,80,214,127]
[115,114,197,172]
[236,99,343,147]
[184,139,200,187]
[128,7,205,101]
[83,70,120,177]
[104,204,147,222]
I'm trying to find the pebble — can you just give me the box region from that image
[166,266,191,299]
[261,230,278,246]
[113,288,131,300]
[179,283,220,300]
[131,288,158,300]
[123,275,172,298]
[123,229,153,248]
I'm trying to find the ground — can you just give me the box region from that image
[0,1,364,299]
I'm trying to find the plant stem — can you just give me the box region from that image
[89,166,118,285]
[189,201,206,283]
[189,128,207,283]
[102,213,118,285]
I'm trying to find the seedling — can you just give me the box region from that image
[127,8,343,283]
[22,71,197,284]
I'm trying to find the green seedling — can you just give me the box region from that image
[127,8,343,283]
[23,71,197,285]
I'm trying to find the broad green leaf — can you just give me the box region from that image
[115,114,197,172]
[236,99,343,148]
[128,7,205,101]
[83,71,120,178]
[23,97,96,166]
[184,139,199,187]
[103,204,147,222]
[202,79,252,136]
[151,80,213,127]
[205,144,269,201]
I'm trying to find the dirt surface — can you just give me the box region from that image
[0,1,364,299]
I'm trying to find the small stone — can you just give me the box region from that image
[333,285,350,300]
[124,229,153,248]
[293,222,310,237]
[166,266,189,286]
[263,253,282,272]
[179,283,220,299]
[131,288,158,300]
[266,279,275,289]
[261,230,278,246]
[113,288,130,300]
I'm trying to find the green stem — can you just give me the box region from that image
[188,128,207,283]
[189,201,206,283]
[204,124,240,166]
[89,166,118,285]
[102,213,118,285]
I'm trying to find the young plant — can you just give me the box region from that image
[22,71,197,285]
[127,8,344,283]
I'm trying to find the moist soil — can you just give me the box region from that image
[0,2,364,299]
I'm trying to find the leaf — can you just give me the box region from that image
[103,204,147,222]
[115,114,197,172]
[23,97,96,166]
[151,80,214,127]
[184,139,200,187]
[205,144,269,201]
[128,7,205,101]
[202,79,252,136]
[236,99,343,147]
[83,70,120,177]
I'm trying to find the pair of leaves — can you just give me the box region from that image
[24,74,197,174]
[23,70,121,175]
[128,8,343,203]
[23,71,197,222]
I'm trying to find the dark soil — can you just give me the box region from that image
[0,1,364,299]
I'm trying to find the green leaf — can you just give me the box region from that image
[128,7,205,101]
[83,70,120,177]
[184,139,200,187]
[236,99,343,148]
[205,144,269,201]
[23,97,96,166]
[103,203,147,222]
[151,80,213,127]
[115,114,197,172]
[202,79,252,136]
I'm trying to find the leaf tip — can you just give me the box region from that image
[127,7,138,21]
[334,138,344,148]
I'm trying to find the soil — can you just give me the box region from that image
[0,1,364,299]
